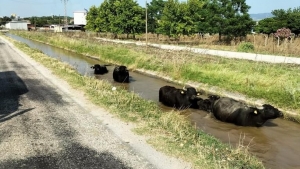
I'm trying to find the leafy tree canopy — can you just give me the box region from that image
[147,0,166,34]
[256,6,300,35]
[205,0,254,39]
[85,5,100,31]
[0,16,12,25]
[86,0,144,38]
[254,18,278,34]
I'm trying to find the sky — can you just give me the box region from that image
[0,0,300,18]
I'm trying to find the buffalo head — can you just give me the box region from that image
[257,104,283,119]
[244,104,283,127]
[91,64,108,74]
[182,86,201,101]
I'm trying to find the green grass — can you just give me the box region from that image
[1,34,265,169]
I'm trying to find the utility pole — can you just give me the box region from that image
[145,0,148,50]
[61,0,68,31]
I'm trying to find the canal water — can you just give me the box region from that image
[6,34,300,169]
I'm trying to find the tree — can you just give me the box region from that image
[271,9,288,28]
[205,0,254,41]
[286,12,300,35]
[284,7,300,35]
[112,0,145,38]
[26,17,48,27]
[256,7,300,36]
[0,16,12,25]
[274,27,292,46]
[274,27,292,38]
[147,0,166,35]
[254,18,278,35]
[85,5,100,31]
[91,0,144,38]
[187,0,206,34]
[96,0,111,32]
[157,0,189,39]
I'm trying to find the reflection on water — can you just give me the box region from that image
[7,33,300,169]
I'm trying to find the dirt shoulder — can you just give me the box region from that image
[0,36,193,169]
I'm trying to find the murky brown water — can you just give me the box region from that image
[7,34,300,169]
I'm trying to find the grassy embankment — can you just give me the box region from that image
[1,32,265,168]
[12,31,300,121]
[122,32,300,57]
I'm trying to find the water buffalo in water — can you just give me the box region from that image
[91,64,108,75]
[197,94,220,112]
[113,65,129,83]
[159,85,202,109]
[211,97,283,127]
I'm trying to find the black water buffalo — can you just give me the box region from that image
[113,65,129,83]
[211,97,283,127]
[159,85,202,109]
[197,94,220,112]
[91,64,108,74]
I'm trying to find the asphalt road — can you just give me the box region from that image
[0,37,192,169]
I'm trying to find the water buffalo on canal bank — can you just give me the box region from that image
[91,64,108,75]
[159,85,202,109]
[211,97,283,127]
[113,65,129,83]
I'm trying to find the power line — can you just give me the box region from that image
[61,0,68,29]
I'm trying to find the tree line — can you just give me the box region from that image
[254,7,300,36]
[85,0,255,40]
[24,16,73,27]
[0,16,12,26]
[2,0,299,40]
[0,15,72,27]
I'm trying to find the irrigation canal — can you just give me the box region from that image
[6,33,300,169]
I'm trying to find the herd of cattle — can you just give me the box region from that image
[91,64,283,127]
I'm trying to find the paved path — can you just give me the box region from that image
[96,38,300,65]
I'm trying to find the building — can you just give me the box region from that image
[54,25,63,32]
[5,20,28,30]
[73,11,87,26]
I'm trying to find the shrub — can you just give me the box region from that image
[237,42,254,52]
[274,27,292,38]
